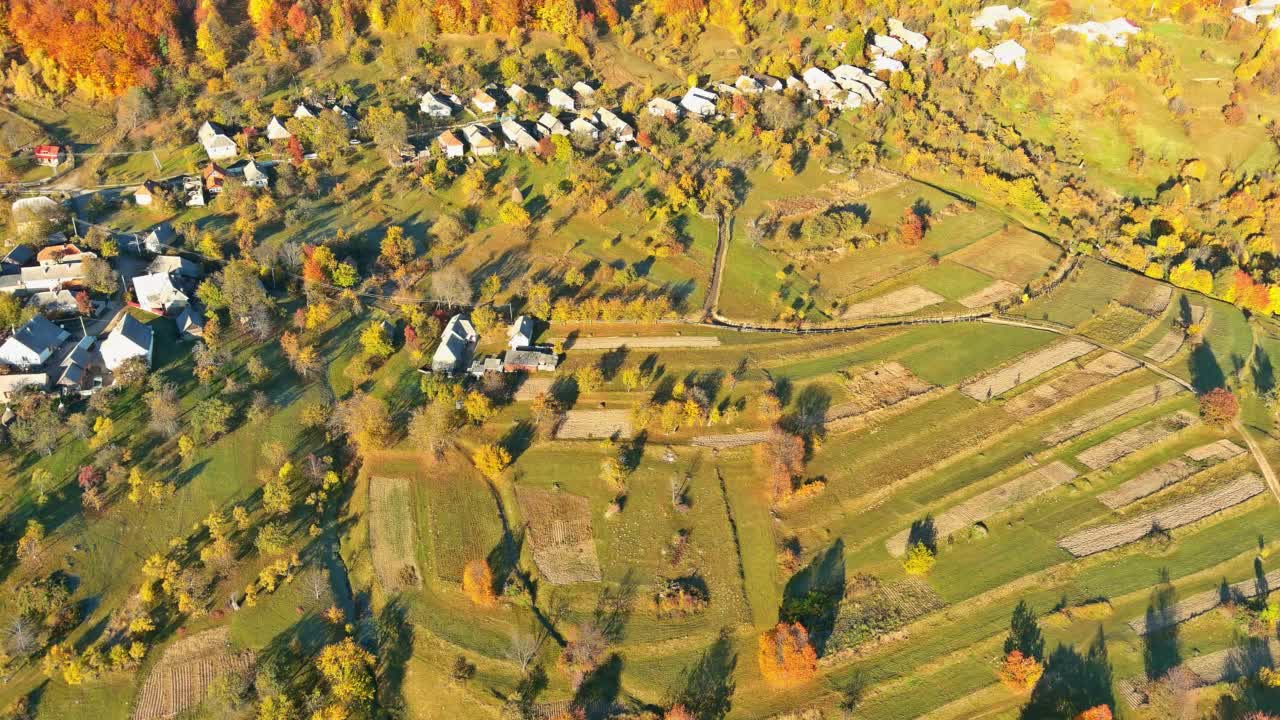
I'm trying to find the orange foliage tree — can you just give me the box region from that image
[461,559,497,607]
[8,0,179,97]
[757,622,817,686]
[663,706,695,720]
[997,650,1044,691]
[1074,705,1112,720]
[899,208,926,246]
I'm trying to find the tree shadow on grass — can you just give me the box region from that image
[1143,569,1181,681]
[1020,626,1114,719]
[1005,600,1045,660]
[573,654,623,718]
[671,628,737,720]
[906,516,937,553]
[1189,340,1226,394]
[593,571,637,644]
[375,597,413,711]
[501,420,536,464]
[1255,345,1276,398]
[780,539,845,656]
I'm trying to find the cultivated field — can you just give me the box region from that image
[1075,411,1199,470]
[515,487,602,585]
[555,409,633,439]
[369,476,422,590]
[959,339,1096,401]
[132,628,255,720]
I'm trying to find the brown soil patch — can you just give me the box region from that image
[556,409,633,439]
[960,339,1096,401]
[1057,474,1265,557]
[1042,380,1185,445]
[1123,284,1173,315]
[514,376,554,401]
[958,279,1021,309]
[831,361,935,420]
[516,487,601,585]
[133,627,255,720]
[1098,440,1246,509]
[886,461,1078,556]
[842,286,945,321]
[1075,411,1197,470]
[1004,352,1139,418]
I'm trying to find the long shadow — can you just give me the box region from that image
[1005,600,1045,660]
[501,421,536,464]
[905,516,937,553]
[1143,569,1181,681]
[1255,345,1276,397]
[572,653,623,718]
[672,628,737,719]
[780,539,845,656]
[376,597,413,710]
[1021,626,1114,719]
[1189,340,1226,393]
[783,383,832,438]
[487,526,525,597]
[593,572,637,644]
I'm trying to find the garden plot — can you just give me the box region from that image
[693,430,770,449]
[1127,569,1280,635]
[1097,440,1246,509]
[842,286,945,321]
[1122,284,1173,315]
[133,627,255,720]
[516,487,602,585]
[514,376,554,401]
[1075,411,1197,470]
[1117,639,1280,709]
[958,279,1021,309]
[885,461,1078,556]
[959,339,1096,401]
[1043,380,1185,445]
[425,465,506,582]
[1145,305,1207,362]
[829,361,936,421]
[564,335,721,350]
[1004,352,1139,418]
[369,476,421,590]
[556,410,633,439]
[1057,474,1265,557]
[823,575,946,660]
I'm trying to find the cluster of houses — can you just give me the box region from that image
[0,233,92,300]
[969,4,1143,72]
[1235,0,1280,26]
[0,311,153,404]
[429,313,558,377]
[136,135,271,209]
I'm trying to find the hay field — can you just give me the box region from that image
[369,476,421,590]
[564,335,723,350]
[1058,474,1265,557]
[1098,440,1246,509]
[1075,411,1197,470]
[1004,352,1138,418]
[556,409,633,439]
[885,461,1078,556]
[959,339,1095,401]
[945,226,1062,284]
[1043,379,1185,445]
[516,487,602,585]
[133,628,255,720]
[958,279,1021,308]
[841,285,946,320]
[1127,568,1280,635]
[423,461,506,582]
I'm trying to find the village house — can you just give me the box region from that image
[680,87,718,117]
[734,75,763,94]
[537,113,569,136]
[888,19,929,50]
[100,314,153,371]
[11,197,61,234]
[133,272,189,315]
[462,124,498,157]
[506,84,537,105]
[242,160,270,188]
[572,81,596,103]
[0,316,69,370]
[1058,19,1140,47]
[0,372,48,403]
[500,120,540,152]
[646,97,681,119]
[29,289,79,318]
[330,105,358,130]
[971,39,1027,70]
[133,180,161,206]
[294,102,318,119]
[175,304,205,340]
[871,56,906,74]
[467,355,504,377]
[197,121,238,161]
[971,4,1033,31]
[33,144,64,168]
[147,254,201,280]
[266,116,292,140]
[569,116,601,140]
[419,92,455,118]
[36,243,91,266]
[55,335,97,396]
[801,67,840,99]
[870,34,905,58]
[503,348,558,373]
[833,65,884,102]
[19,262,86,294]
[182,176,205,207]
[473,89,499,114]
[508,315,534,349]
[1234,0,1280,25]
[1,245,34,275]
[143,223,175,254]
[595,108,635,142]
[431,314,478,373]
[202,163,228,194]
[437,130,465,158]
[754,75,784,92]
[548,88,576,112]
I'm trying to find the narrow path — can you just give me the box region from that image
[1234,419,1280,507]
[701,211,728,320]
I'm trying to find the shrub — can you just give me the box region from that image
[653,578,709,618]
[902,542,936,576]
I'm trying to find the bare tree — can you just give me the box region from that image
[306,570,330,604]
[5,616,36,658]
[430,267,473,307]
[507,630,540,674]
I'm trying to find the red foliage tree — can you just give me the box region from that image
[899,208,926,246]
[285,2,310,39]
[77,465,102,490]
[287,135,305,165]
[663,706,695,720]
[8,0,179,96]
[1231,270,1272,314]
[1198,387,1239,427]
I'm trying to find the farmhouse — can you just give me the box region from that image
[646,97,681,119]
[242,160,270,188]
[462,124,498,156]
[175,304,205,340]
[595,108,635,142]
[419,92,455,117]
[100,314,152,371]
[971,40,1027,71]
[1,245,34,274]
[468,355,504,377]
[134,180,161,206]
[19,262,86,293]
[888,18,929,50]
[548,87,576,111]
[0,372,47,403]
[133,272,189,315]
[506,83,536,105]
[871,56,905,74]
[330,105,358,130]
[500,120,540,152]
[504,348,558,373]
[431,314,478,373]
[36,243,90,265]
[197,121,238,161]
[734,75,763,94]
[572,81,596,103]
[182,176,205,207]
[266,116,292,140]
[33,144,64,168]
[508,315,534,349]
[801,67,840,97]
[680,87,718,117]
[570,116,601,140]
[473,89,499,114]
[29,289,79,318]
[55,335,97,396]
[971,4,1032,30]
[294,102,318,119]
[834,65,884,101]
[143,223,175,254]
[11,196,61,233]
[437,130,465,158]
[537,113,568,137]
[148,255,201,279]
[1058,18,1140,47]
[1234,0,1280,25]
[202,163,228,194]
[870,34,905,57]
[0,316,68,369]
